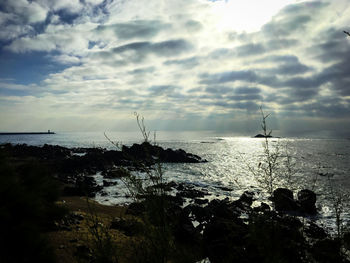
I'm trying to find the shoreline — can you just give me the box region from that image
[0,132,56,135]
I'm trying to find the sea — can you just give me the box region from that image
[1,131,350,233]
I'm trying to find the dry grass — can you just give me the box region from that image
[47,196,136,263]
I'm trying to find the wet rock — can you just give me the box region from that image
[63,176,102,197]
[253,202,271,213]
[122,142,206,163]
[297,189,317,215]
[272,188,299,212]
[184,204,210,224]
[100,191,108,196]
[178,188,208,199]
[103,167,130,179]
[234,191,255,210]
[194,198,209,205]
[239,191,255,206]
[207,198,238,220]
[217,186,233,192]
[305,222,327,239]
[176,184,209,199]
[103,180,117,187]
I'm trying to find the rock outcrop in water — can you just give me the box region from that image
[0,142,206,197]
[254,133,272,138]
[272,188,317,215]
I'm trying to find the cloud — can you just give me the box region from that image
[205,86,234,94]
[50,54,81,65]
[89,39,194,64]
[0,0,349,136]
[148,85,178,96]
[261,1,328,37]
[163,56,200,68]
[1,0,48,24]
[200,70,259,85]
[97,20,171,40]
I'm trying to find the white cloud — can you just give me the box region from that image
[0,24,33,41]
[50,54,81,64]
[4,0,48,23]
[85,0,105,5]
[1,0,350,135]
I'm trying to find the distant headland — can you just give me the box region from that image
[0,130,55,135]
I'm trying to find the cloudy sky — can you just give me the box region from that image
[0,0,349,137]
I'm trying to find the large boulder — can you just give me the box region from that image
[297,189,317,215]
[272,188,299,212]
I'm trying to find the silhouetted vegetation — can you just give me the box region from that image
[0,150,67,263]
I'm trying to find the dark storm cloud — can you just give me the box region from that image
[96,20,170,40]
[111,39,193,57]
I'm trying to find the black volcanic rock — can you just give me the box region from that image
[122,142,206,163]
[1,142,205,180]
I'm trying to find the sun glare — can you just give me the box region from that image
[212,0,305,32]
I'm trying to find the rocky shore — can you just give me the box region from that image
[1,142,206,198]
[1,142,349,263]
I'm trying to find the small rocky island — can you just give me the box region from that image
[254,133,272,138]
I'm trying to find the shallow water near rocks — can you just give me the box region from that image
[1,131,349,233]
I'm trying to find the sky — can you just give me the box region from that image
[0,0,349,137]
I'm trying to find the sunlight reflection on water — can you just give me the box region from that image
[1,132,350,232]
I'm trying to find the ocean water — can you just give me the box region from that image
[1,131,350,232]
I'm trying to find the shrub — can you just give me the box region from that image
[0,151,67,263]
[247,107,297,196]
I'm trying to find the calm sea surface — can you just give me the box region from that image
[1,131,350,232]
